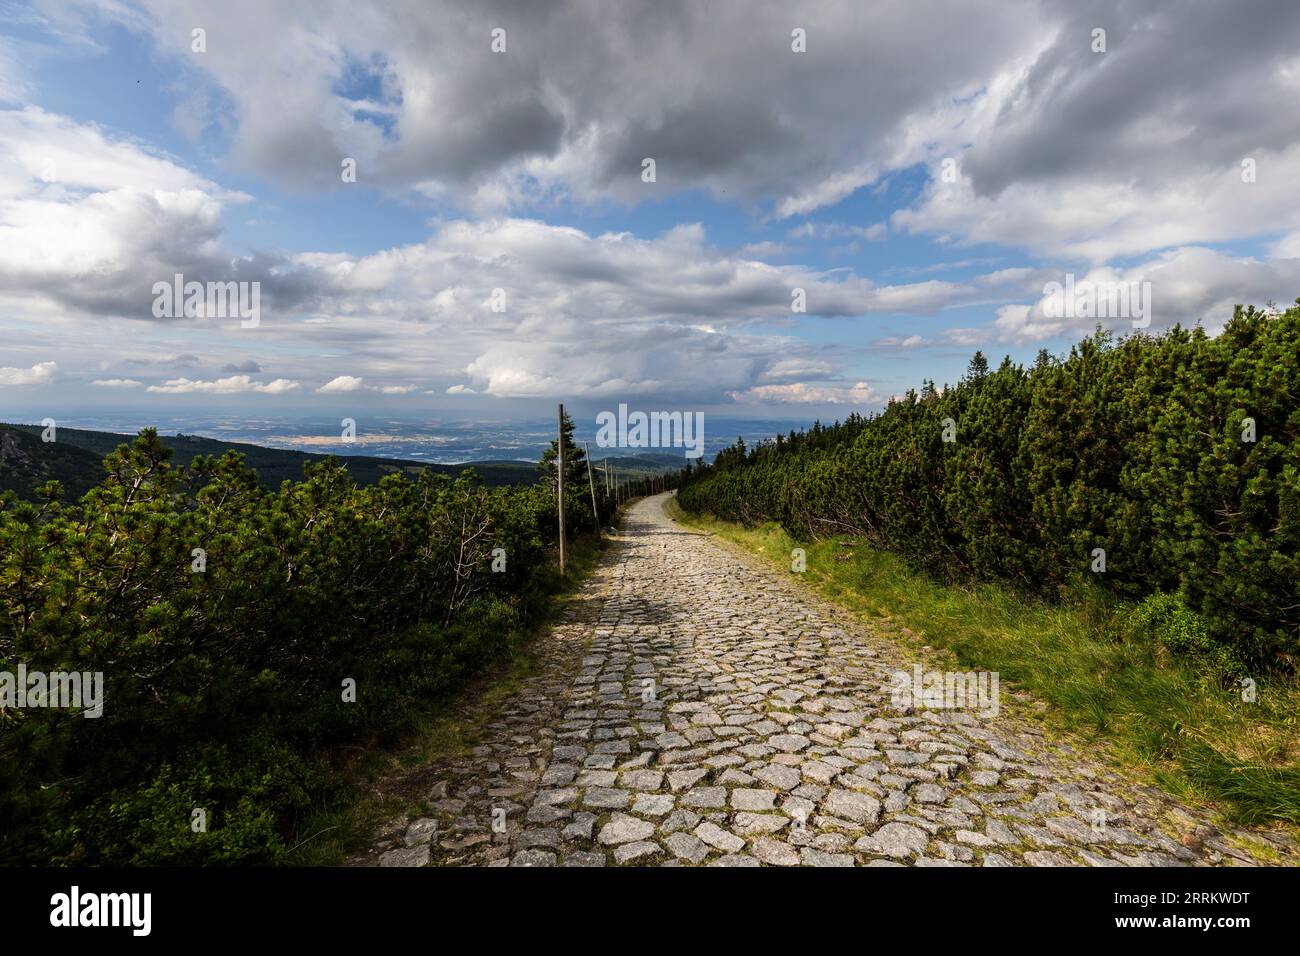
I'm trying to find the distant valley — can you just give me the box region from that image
[0,423,684,501]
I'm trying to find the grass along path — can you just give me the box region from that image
[667,498,1300,850]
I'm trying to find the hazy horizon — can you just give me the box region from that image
[1,410,819,465]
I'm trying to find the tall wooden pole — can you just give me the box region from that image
[557,403,566,571]
[584,442,600,536]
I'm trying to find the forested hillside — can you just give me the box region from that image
[0,424,611,864]
[0,424,541,499]
[677,302,1300,674]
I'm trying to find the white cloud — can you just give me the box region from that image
[318,375,419,394]
[0,361,56,386]
[0,106,234,198]
[942,328,986,347]
[273,217,989,399]
[894,150,1300,263]
[730,381,879,405]
[0,106,257,323]
[0,114,1060,407]
[1270,231,1300,260]
[759,358,837,381]
[90,378,143,387]
[994,247,1300,343]
[788,221,887,242]
[146,375,300,394]
[318,375,366,393]
[775,166,880,220]
[0,110,916,404]
[252,379,301,394]
[878,334,930,349]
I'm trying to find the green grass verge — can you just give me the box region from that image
[667,499,1300,832]
[285,529,612,865]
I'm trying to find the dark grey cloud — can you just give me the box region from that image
[112,0,1037,207]
[221,359,262,373]
[31,0,1300,240]
[963,0,1300,196]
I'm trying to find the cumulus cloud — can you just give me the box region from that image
[90,378,143,387]
[894,150,1300,263]
[0,106,299,325]
[95,0,1040,214]
[995,247,1300,343]
[318,375,366,393]
[277,216,1022,399]
[0,106,230,197]
[0,361,56,386]
[0,106,918,404]
[318,375,418,394]
[758,358,837,381]
[146,375,300,394]
[729,381,878,405]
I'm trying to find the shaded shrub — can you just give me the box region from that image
[0,432,610,864]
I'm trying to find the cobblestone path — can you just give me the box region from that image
[363,493,1295,867]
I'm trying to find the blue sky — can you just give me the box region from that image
[3,0,1300,432]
